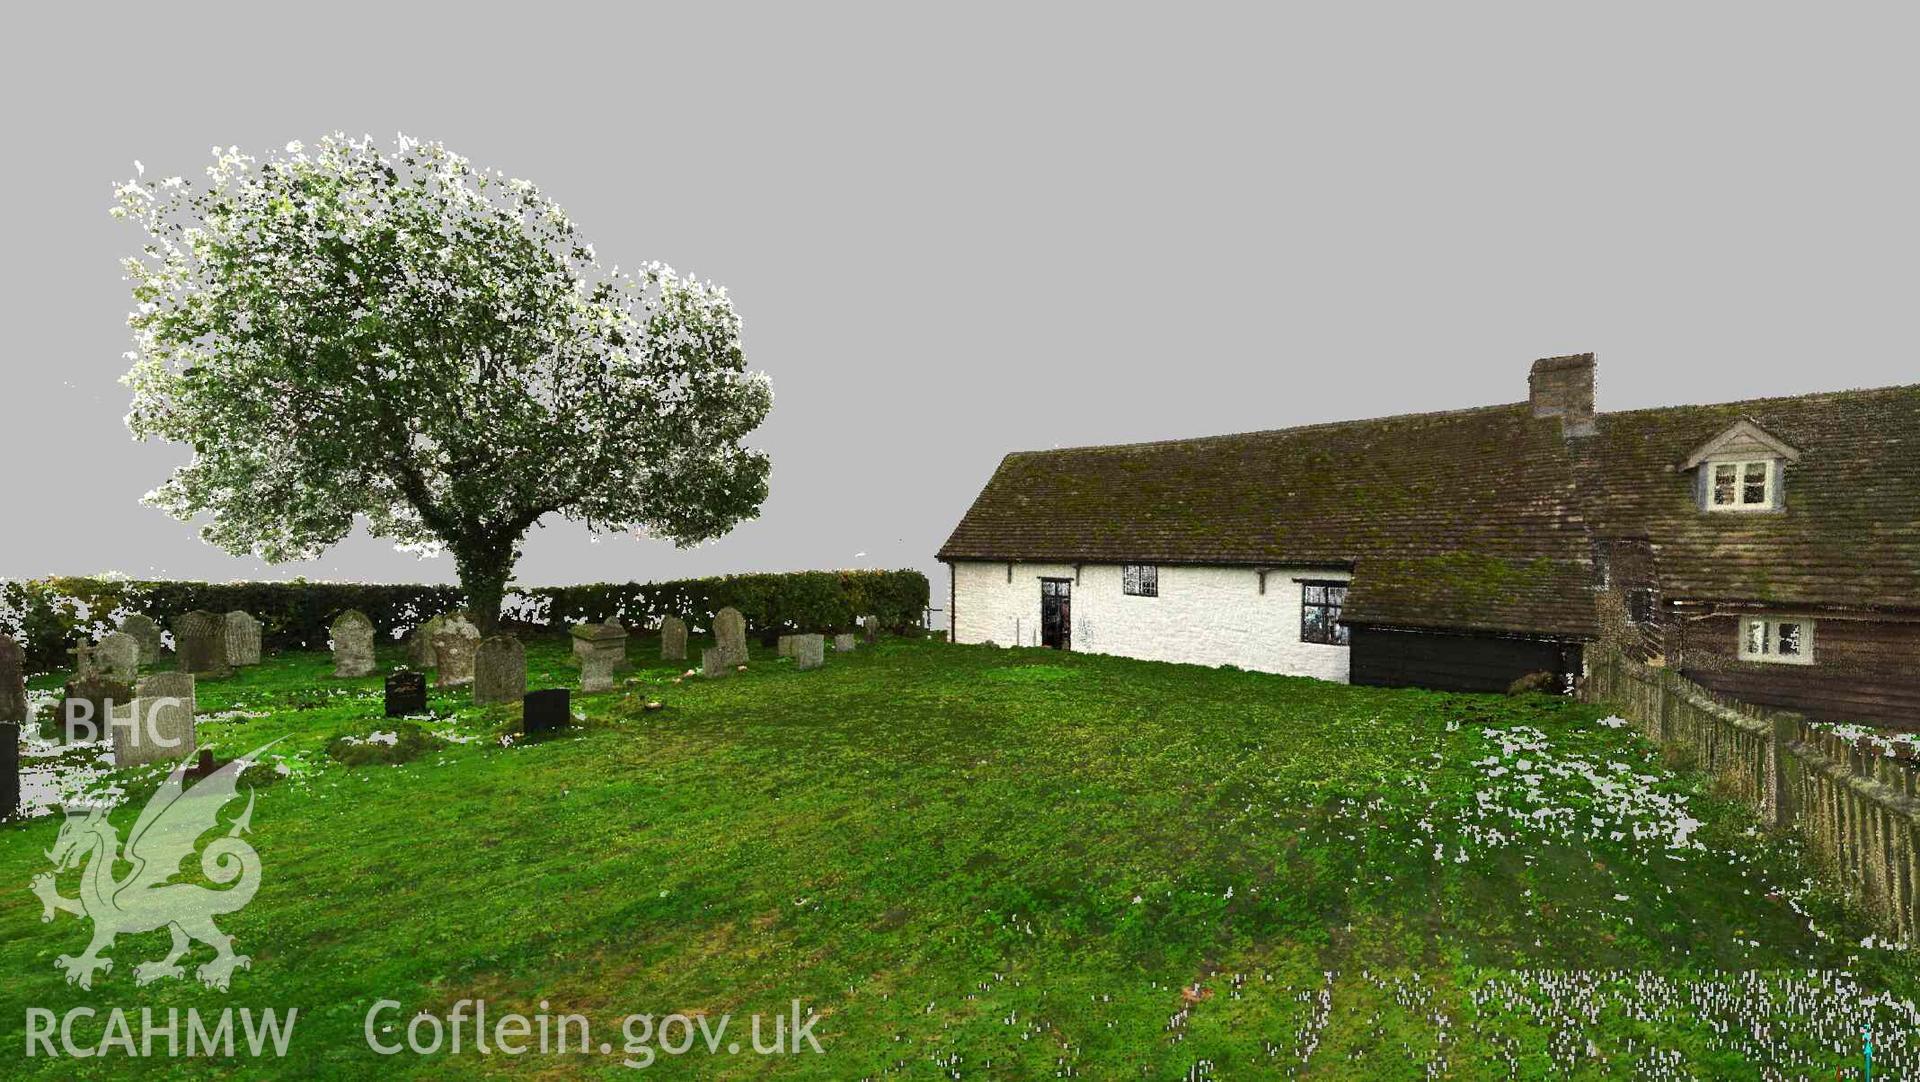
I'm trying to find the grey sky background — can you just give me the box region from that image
[3,4,1915,619]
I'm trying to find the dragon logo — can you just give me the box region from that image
[30,744,272,991]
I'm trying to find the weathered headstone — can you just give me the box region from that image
[777,634,797,659]
[69,641,99,680]
[604,619,632,673]
[701,647,733,678]
[117,614,163,663]
[407,615,449,670]
[173,610,230,676]
[834,632,856,653]
[1,721,17,819]
[523,689,570,734]
[95,632,141,683]
[225,611,263,666]
[572,622,627,693]
[860,614,880,643]
[115,672,196,768]
[384,671,428,717]
[330,610,377,678]
[659,616,688,661]
[0,635,28,724]
[794,633,825,671]
[474,636,527,706]
[712,607,747,665]
[431,616,482,687]
[60,675,131,742]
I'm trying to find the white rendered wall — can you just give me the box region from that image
[949,561,1351,682]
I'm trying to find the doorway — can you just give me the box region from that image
[1040,578,1071,650]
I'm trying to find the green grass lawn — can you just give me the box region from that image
[2,637,1915,1078]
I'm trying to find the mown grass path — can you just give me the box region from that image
[2,638,1914,1078]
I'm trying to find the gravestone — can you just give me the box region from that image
[834,633,856,653]
[431,616,482,687]
[69,641,99,680]
[96,632,141,683]
[225,611,263,666]
[777,634,797,659]
[523,689,570,734]
[173,610,230,676]
[384,671,427,717]
[659,616,688,661]
[407,615,449,670]
[118,614,163,663]
[701,647,734,678]
[572,623,627,693]
[474,636,527,706]
[794,633,825,671]
[60,675,131,742]
[330,610,377,678]
[860,614,880,643]
[1,721,16,819]
[712,607,747,665]
[604,619,632,673]
[115,672,196,768]
[0,635,28,724]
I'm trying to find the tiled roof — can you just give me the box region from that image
[1571,383,1920,612]
[937,403,1599,635]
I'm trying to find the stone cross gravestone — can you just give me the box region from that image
[115,672,196,768]
[431,616,482,687]
[173,610,230,676]
[118,614,163,663]
[331,610,377,678]
[96,632,141,683]
[69,642,99,680]
[523,688,570,734]
[572,623,627,693]
[712,607,747,665]
[0,634,28,724]
[474,636,527,706]
[384,671,427,717]
[225,611,263,666]
[658,616,688,661]
[59,675,130,742]
[834,632,856,653]
[1,721,17,819]
[794,633,825,671]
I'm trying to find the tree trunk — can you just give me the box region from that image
[455,544,513,636]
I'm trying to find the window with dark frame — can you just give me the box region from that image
[1300,581,1349,645]
[1122,564,1158,597]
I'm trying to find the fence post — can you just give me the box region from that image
[1768,713,1796,830]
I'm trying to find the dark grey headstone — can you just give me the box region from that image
[523,689,570,734]
[385,671,427,717]
[474,635,527,706]
[0,634,25,725]
[173,610,230,676]
[659,616,688,661]
[1,721,17,819]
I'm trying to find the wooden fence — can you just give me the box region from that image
[1585,648,1920,943]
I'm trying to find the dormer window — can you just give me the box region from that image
[1681,418,1801,514]
[1710,460,1774,508]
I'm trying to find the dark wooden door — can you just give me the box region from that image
[1040,579,1071,650]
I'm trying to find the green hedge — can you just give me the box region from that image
[0,569,929,675]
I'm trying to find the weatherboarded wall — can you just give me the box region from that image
[948,560,1351,682]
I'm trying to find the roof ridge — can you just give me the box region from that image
[1596,380,1920,420]
[1007,401,1528,458]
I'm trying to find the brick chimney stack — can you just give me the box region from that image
[1528,352,1596,436]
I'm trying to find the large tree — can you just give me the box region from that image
[115,135,772,631]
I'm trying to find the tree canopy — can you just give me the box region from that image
[115,134,772,628]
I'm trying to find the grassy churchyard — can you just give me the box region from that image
[3,635,1916,1078]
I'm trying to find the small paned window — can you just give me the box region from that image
[1739,617,1813,664]
[1301,582,1350,645]
[1122,564,1158,597]
[1708,460,1775,510]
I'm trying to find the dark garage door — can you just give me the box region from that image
[1349,627,1582,693]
